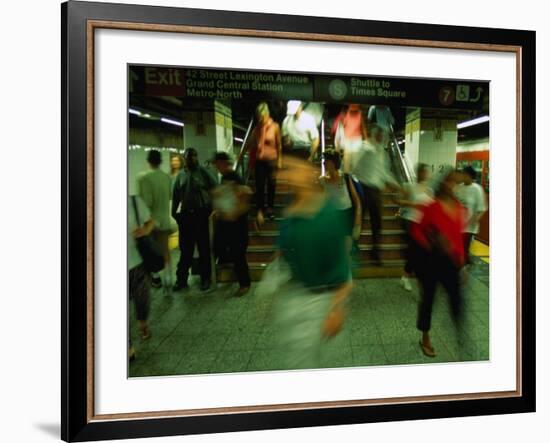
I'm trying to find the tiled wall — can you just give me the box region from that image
[404,115,458,176]
[182,110,218,164]
[417,126,458,176]
[404,122,420,173]
[214,101,234,155]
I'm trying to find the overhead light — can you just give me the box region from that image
[129,109,184,127]
[457,115,490,129]
[234,137,244,143]
[161,117,184,127]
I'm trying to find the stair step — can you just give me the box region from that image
[247,229,407,246]
[250,192,293,205]
[250,190,399,204]
[245,244,406,262]
[248,216,404,231]
[248,180,291,193]
[246,205,401,219]
[363,217,403,229]
[248,180,400,199]
[357,230,407,244]
[217,259,406,281]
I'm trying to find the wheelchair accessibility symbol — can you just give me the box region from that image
[456,84,470,102]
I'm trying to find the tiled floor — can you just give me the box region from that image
[129,256,489,377]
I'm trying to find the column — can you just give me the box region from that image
[404,108,458,177]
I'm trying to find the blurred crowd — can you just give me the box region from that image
[128,100,487,366]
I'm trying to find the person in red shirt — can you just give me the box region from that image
[332,104,368,173]
[411,167,467,358]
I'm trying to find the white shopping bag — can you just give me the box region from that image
[255,256,292,297]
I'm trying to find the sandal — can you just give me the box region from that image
[256,210,265,226]
[140,328,151,341]
[419,340,436,358]
[253,220,260,233]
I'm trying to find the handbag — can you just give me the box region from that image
[132,196,164,273]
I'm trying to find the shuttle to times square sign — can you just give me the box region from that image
[130,65,487,109]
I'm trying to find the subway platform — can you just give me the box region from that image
[129,242,489,377]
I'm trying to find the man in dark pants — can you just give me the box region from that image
[211,152,251,296]
[350,124,398,265]
[172,147,217,291]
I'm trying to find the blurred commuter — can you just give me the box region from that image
[170,153,184,189]
[168,154,184,261]
[240,102,282,224]
[275,156,353,369]
[137,150,173,290]
[334,104,368,172]
[397,163,433,291]
[172,147,217,292]
[128,195,154,359]
[282,100,320,162]
[321,149,362,247]
[351,124,398,265]
[368,105,395,147]
[212,152,252,296]
[411,167,467,358]
[455,166,487,265]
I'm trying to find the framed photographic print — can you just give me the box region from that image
[62,1,536,441]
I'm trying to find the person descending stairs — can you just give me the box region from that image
[216,176,408,282]
[217,107,410,283]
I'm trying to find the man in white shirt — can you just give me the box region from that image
[455,166,487,265]
[282,100,320,161]
[351,125,398,265]
[137,149,173,290]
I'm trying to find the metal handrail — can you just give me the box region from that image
[320,118,326,176]
[208,212,217,286]
[233,117,254,184]
[388,130,415,184]
[400,137,416,183]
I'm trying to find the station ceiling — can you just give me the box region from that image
[129,95,489,142]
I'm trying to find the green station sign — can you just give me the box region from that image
[130,65,488,109]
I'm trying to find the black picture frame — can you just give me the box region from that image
[61,1,536,441]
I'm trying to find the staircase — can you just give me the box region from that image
[217,115,410,283]
[216,180,407,282]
